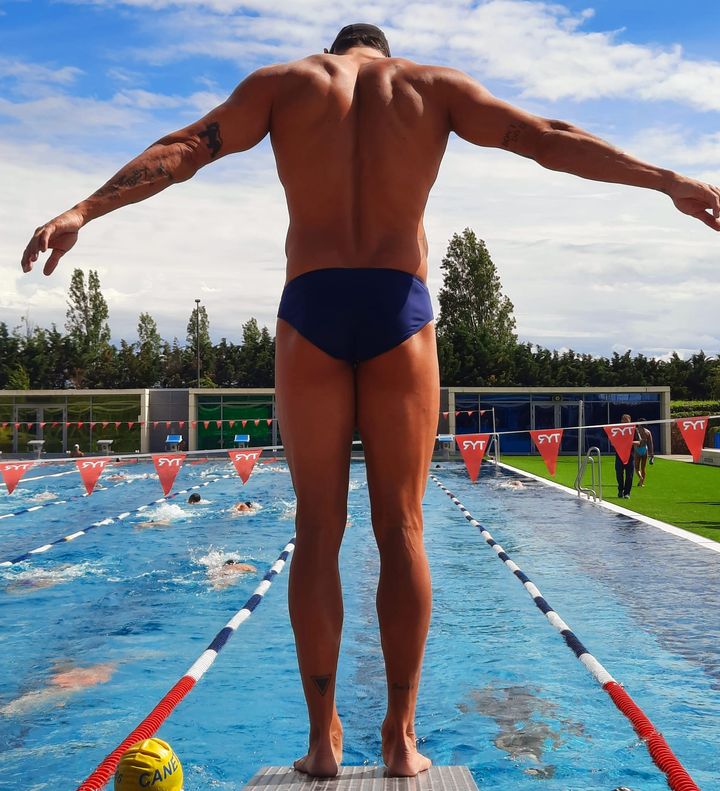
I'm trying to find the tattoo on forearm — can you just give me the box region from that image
[501,121,528,150]
[95,165,173,198]
[311,674,331,696]
[199,122,223,158]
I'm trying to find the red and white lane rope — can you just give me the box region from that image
[431,475,700,791]
[76,536,295,791]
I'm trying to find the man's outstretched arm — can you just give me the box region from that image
[442,69,720,231]
[21,66,280,275]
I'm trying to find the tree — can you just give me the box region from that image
[65,268,111,386]
[436,229,517,385]
[186,304,213,386]
[136,312,163,386]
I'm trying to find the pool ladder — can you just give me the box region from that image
[575,446,603,502]
[488,432,501,466]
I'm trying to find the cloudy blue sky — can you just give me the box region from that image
[2,0,719,358]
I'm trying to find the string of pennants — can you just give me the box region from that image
[0,449,263,497]
[441,410,487,419]
[0,419,275,430]
[456,416,710,482]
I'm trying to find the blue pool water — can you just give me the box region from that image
[1,459,719,790]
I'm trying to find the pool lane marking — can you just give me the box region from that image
[76,536,296,791]
[0,468,79,487]
[431,475,701,791]
[0,477,142,521]
[0,475,234,567]
[496,460,720,556]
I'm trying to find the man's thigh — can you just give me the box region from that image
[275,319,355,519]
[355,323,440,515]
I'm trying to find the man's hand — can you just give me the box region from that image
[666,176,720,231]
[21,209,84,275]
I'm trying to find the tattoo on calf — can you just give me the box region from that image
[391,682,412,692]
[200,122,223,158]
[311,674,332,696]
[501,121,528,150]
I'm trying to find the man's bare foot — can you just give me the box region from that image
[381,721,432,777]
[294,715,343,777]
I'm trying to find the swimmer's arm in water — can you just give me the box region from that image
[440,68,720,231]
[21,66,281,275]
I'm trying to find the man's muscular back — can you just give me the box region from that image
[266,53,451,280]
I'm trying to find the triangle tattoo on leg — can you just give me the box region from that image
[312,674,331,696]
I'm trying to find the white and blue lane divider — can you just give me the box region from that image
[0,474,234,567]
[0,477,141,521]
[77,535,296,791]
[1,468,79,487]
[431,475,700,791]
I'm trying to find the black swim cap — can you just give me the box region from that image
[225,559,236,565]
[329,24,391,57]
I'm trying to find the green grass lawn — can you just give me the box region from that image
[500,455,720,541]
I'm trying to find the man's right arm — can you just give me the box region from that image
[440,68,720,231]
[21,65,281,275]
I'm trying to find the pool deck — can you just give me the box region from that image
[243,766,479,791]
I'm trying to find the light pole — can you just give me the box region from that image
[195,298,201,388]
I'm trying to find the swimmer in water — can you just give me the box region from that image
[136,519,172,529]
[208,558,257,590]
[188,492,202,504]
[0,661,116,716]
[233,501,257,514]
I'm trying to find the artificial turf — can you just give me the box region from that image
[500,455,720,541]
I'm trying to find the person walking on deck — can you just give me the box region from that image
[21,23,720,777]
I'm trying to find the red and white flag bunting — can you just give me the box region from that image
[676,416,708,462]
[152,453,186,495]
[529,429,563,476]
[76,457,110,495]
[228,449,262,484]
[604,424,636,464]
[0,461,34,494]
[455,433,491,483]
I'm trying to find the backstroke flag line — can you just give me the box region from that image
[152,453,186,496]
[76,457,111,495]
[228,449,262,484]
[676,416,708,462]
[529,429,564,476]
[456,433,491,482]
[0,462,34,494]
[604,424,636,464]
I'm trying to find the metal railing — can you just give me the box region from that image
[574,446,603,501]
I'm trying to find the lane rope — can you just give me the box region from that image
[431,475,700,791]
[0,477,141,521]
[76,535,296,791]
[0,468,79,487]
[0,475,234,567]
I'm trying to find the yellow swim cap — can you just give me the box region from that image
[114,738,183,791]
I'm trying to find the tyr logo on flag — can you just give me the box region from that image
[455,433,491,482]
[228,449,262,484]
[77,457,110,495]
[677,416,708,462]
[0,461,34,494]
[152,453,186,495]
[604,424,636,464]
[529,429,563,476]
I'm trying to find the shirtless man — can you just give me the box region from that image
[20,23,720,777]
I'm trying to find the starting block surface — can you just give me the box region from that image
[243,766,479,791]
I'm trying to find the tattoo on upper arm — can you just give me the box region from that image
[501,121,528,151]
[199,122,223,158]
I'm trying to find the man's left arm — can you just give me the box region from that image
[21,65,280,275]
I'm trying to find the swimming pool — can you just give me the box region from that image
[1,460,719,789]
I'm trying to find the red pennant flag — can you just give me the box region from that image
[101,421,109,428]
[228,420,235,428]
[76,457,110,495]
[442,412,449,419]
[203,421,210,429]
[25,422,34,429]
[191,420,197,427]
[677,416,709,462]
[14,422,21,429]
[468,411,475,416]
[455,433,491,482]
[479,410,486,415]
[166,421,172,429]
[604,423,636,464]
[530,429,564,476]
[115,421,122,429]
[266,419,272,426]
[127,422,134,429]
[254,419,260,426]
[52,422,59,428]
[152,453,186,495]
[455,411,460,416]
[1,422,8,428]
[152,421,159,429]
[40,422,47,428]
[228,449,262,484]
[139,422,145,427]
[0,461,34,494]
[179,421,185,428]
[77,422,84,428]
[89,422,96,429]
[216,420,222,429]
[241,420,247,427]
